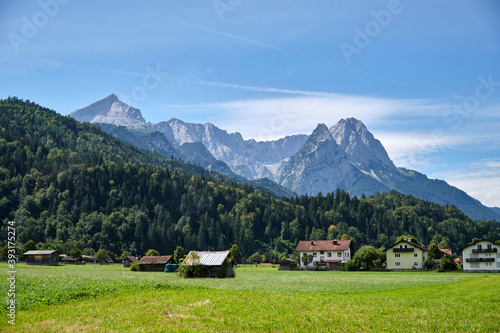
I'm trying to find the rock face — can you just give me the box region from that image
[70,94,500,221]
[70,94,146,128]
[151,118,308,181]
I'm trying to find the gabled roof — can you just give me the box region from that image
[387,239,428,252]
[295,240,351,252]
[462,238,496,250]
[124,256,138,263]
[138,255,172,265]
[23,250,59,256]
[62,256,77,261]
[439,249,452,256]
[184,251,230,266]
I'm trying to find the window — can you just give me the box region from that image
[414,253,418,257]
[487,244,492,250]
[395,262,401,267]
[414,262,419,266]
[478,244,482,250]
[337,252,342,257]
[327,252,331,257]
[313,253,317,257]
[320,251,324,255]
[346,252,349,257]
[404,245,408,249]
[395,253,400,258]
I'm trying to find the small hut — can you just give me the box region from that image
[62,255,81,265]
[123,256,138,267]
[138,255,174,271]
[23,250,60,265]
[278,258,297,270]
[184,251,234,278]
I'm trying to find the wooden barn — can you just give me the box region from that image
[184,251,234,278]
[138,255,174,271]
[123,256,138,267]
[23,250,60,265]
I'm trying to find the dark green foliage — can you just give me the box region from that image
[70,248,82,260]
[145,249,159,256]
[424,259,435,270]
[230,244,242,263]
[353,245,380,270]
[344,259,359,271]
[0,97,499,261]
[439,256,456,270]
[173,246,185,264]
[96,249,108,263]
[428,244,440,260]
[130,262,140,271]
[21,239,37,253]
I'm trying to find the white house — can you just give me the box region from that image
[462,239,500,272]
[295,240,352,267]
[386,238,428,270]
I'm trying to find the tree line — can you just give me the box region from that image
[1,97,499,262]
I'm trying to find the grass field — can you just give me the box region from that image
[1,264,499,332]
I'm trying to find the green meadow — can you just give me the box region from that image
[1,264,499,332]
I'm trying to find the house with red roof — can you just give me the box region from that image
[295,239,352,268]
[123,256,138,267]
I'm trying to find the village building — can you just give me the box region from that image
[123,256,138,267]
[23,250,60,265]
[100,256,115,265]
[138,255,174,271]
[295,240,352,268]
[184,251,234,278]
[386,238,428,270]
[462,239,500,272]
[61,255,81,265]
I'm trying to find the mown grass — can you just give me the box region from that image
[1,264,499,332]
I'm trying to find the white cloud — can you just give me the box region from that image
[433,159,500,208]
[206,95,438,141]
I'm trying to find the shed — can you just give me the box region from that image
[123,256,138,267]
[100,256,114,265]
[184,251,234,278]
[62,255,81,264]
[23,250,60,265]
[138,255,174,271]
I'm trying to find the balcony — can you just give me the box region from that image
[472,248,497,253]
[465,258,495,263]
[393,248,414,253]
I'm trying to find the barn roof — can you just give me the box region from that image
[295,240,351,252]
[23,250,59,256]
[62,256,77,261]
[184,251,230,266]
[138,255,172,265]
[124,256,138,263]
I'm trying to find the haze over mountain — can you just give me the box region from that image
[70,94,500,221]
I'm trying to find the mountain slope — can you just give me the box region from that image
[2,97,499,258]
[70,94,146,128]
[280,118,500,221]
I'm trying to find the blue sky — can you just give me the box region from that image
[1,1,500,207]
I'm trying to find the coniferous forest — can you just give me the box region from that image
[1,97,499,260]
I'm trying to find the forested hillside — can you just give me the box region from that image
[1,97,499,260]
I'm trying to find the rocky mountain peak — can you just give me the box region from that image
[70,94,146,128]
[330,118,395,170]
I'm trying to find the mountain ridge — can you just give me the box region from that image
[69,94,500,221]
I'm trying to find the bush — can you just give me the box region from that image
[424,259,435,270]
[130,262,140,271]
[344,259,359,271]
[439,256,456,270]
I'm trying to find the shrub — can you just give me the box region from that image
[344,259,359,271]
[439,256,456,270]
[424,259,435,270]
[130,262,140,271]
